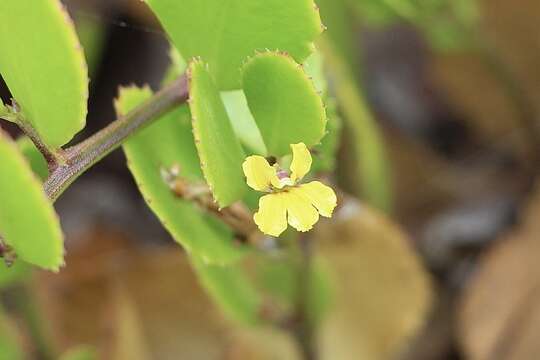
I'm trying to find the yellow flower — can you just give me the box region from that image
[242,143,337,237]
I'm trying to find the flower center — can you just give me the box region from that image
[274,169,295,189]
[276,170,289,180]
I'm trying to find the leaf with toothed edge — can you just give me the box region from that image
[144,0,324,90]
[303,51,328,95]
[242,52,327,156]
[300,50,342,173]
[0,138,48,281]
[317,0,358,69]
[188,60,247,208]
[117,86,247,265]
[0,131,64,271]
[0,0,88,148]
[311,100,343,174]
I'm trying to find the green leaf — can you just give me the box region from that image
[315,199,432,359]
[0,307,23,360]
[0,138,45,283]
[0,0,88,148]
[117,86,245,265]
[16,137,49,180]
[192,243,334,327]
[303,51,327,95]
[302,51,342,173]
[253,254,333,326]
[221,91,267,155]
[311,100,343,174]
[0,261,30,289]
[315,0,358,71]
[346,0,405,25]
[345,0,478,51]
[162,48,188,85]
[421,17,471,51]
[74,14,106,76]
[144,0,323,89]
[188,60,247,207]
[319,38,393,212]
[0,131,64,271]
[242,52,326,156]
[191,256,263,325]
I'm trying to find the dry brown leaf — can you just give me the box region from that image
[32,228,233,359]
[314,199,433,360]
[31,204,432,360]
[459,184,540,360]
[31,228,306,360]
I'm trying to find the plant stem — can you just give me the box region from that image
[161,168,263,245]
[44,74,189,202]
[15,119,67,171]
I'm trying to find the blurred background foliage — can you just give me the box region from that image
[1,0,540,359]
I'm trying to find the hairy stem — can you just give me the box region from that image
[44,74,189,202]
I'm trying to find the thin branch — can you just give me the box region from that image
[161,165,263,245]
[16,118,67,172]
[1,101,66,171]
[44,74,189,202]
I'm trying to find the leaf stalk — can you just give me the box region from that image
[43,74,189,202]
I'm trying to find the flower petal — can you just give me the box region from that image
[254,193,288,237]
[242,155,280,191]
[296,181,337,217]
[284,190,319,232]
[290,143,312,183]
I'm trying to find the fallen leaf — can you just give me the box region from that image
[314,198,433,360]
[459,184,540,360]
[32,227,302,359]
